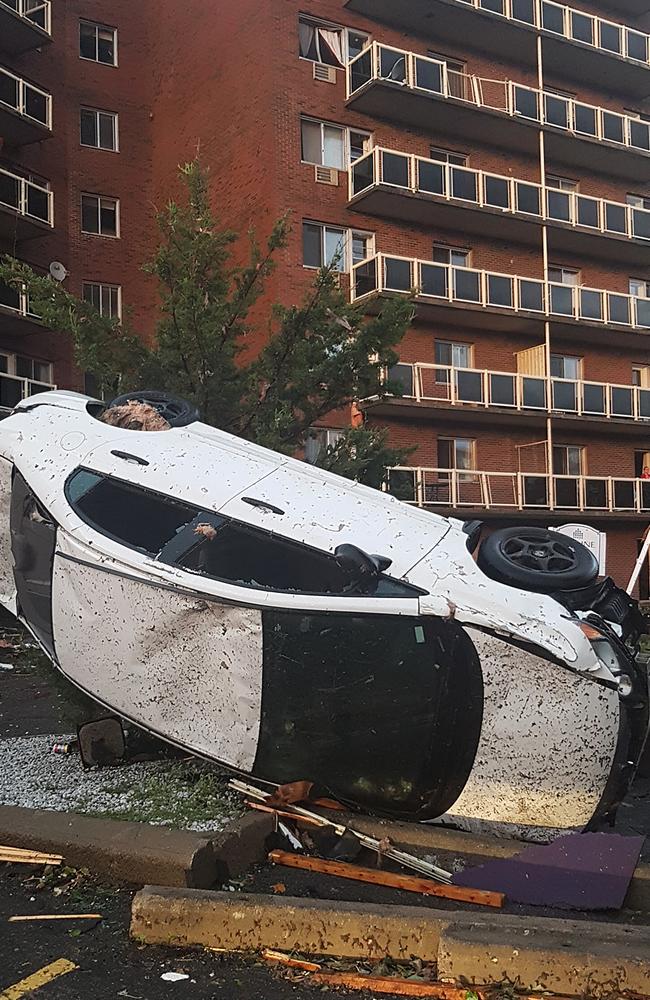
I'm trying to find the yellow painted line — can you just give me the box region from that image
[0,958,78,1000]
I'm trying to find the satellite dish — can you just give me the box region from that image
[49,261,68,282]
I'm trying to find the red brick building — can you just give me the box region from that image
[1,0,650,590]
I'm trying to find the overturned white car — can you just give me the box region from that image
[0,390,647,839]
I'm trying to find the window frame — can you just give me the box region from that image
[437,435,476,471]
[298,16,369,68]
[435,340,473,369]
[80,192,120,238]
[548,264,580,285]
[82,281,122,319]
[429,146,468,166]
[302,220,374,271]
[305,427,345,464]
[550,353,582,379]
[630,277,650,298]
[79,18,118,66]
[80,107,119,152]
[0,351,52,383]
[432,243,472,267]
[64,468,423,599]
[552,443,585,476]
[546,174,578,192]
[300,116,371,168]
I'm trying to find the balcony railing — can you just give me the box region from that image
[384,361,650,421]
[424,0,649,65]
[348,44,650,157]
[386,466,650,513]
[352,253,650,331]
[0,65,52,130]
[0,280,37,320]
[350,147,650,244]
[0,0,51,35]
[0,165,53,227]
[0,370,54,410]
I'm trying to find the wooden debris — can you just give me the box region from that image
[246,801,324,827]
[268,851,505,909]
[261,948,322,972]
[309,972,483,996]
[0,846,63,866]
[8,914,102,922]
[231,779,453,884]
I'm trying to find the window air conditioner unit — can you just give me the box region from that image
[313,62,337,83]
[314,165,339,186]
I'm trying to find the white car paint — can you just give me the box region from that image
[0,390,644,837]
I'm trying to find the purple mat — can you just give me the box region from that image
[452,832,645,910]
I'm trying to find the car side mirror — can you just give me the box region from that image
[334,544,392,592]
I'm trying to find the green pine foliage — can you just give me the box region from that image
[0,159,414,484]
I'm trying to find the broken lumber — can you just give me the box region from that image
[309,972,482,997]
[0,846,63,866]
[261,948,322,972]
[268,851,505,909]
[8,914,102,922]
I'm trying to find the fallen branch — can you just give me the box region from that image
[246,802,324,827]
[268,851,504,909]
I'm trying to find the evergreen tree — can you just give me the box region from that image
[0,159,414,483]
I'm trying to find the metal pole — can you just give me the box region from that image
[537,34,554,491]
[626,524,650,596]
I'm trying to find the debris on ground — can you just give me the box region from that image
[453,830,646,910]
[8,912,102,922]
[0,846,63,866]
[267,850,504,909]
[160,971,190,982]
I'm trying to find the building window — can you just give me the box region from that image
[79,20,117,65]
[433,244,471,267]
[351,231,373,264]
[83,282,121,319]
[548,265,580,285]
[302,222,373,271]
[81,194,119,237]
[550,354,582,379]
[298,17,369,67]
[429,147,468,166]
[438,436,475,471]
[553,444,584,476]
[428,51,466,99]
[627,194,650,210]
[632,365,650,387]
[630,278,650,298]
[304,427,344,464]
[300,118,370,169]
[0,353,52,383]
[546,175,578,191]
[80,108,118,151]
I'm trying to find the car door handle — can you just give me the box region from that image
[241,496,284,515]
[110,450,149,467]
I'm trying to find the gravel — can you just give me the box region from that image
[0,734,243,832]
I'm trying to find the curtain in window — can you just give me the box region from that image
[299,21,314,58]
[318,28,344,66]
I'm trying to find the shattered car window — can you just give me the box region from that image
[66,469,422,597]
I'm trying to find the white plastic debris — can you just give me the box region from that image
[0,662,14,670]
[160,972,190,982]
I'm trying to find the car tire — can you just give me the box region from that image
[477,526,599,593]
[105,390,200,428]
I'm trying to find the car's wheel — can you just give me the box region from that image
[477,526,599,592]
[105,390,199,428]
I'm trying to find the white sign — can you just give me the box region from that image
[557,523,606,574]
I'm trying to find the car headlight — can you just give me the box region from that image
[578,621,637,699]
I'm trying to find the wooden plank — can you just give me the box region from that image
[309,972,481,997]
[8,914,101,922]
[261,949,322,972]
[268,851,505,909]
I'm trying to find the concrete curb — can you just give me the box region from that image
[130,887,650,995]
[0,805,272,888]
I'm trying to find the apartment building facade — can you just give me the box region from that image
[1,0,650,590]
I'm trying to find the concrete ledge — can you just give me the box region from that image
[131,888,650,993]
[0,806,271,888]
[438,918,650,996]
[131,886,444,959]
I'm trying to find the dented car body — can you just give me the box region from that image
[0,390,648,839]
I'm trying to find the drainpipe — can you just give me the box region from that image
[537,33,554,503]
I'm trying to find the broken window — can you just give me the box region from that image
[298,18,368,66]
[65,470,421,597]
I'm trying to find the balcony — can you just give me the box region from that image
[345,0,650,97]
[0,369,54,411]
[352,253,650,338]
[368,361,650,430]
[0,0,51,54]
[386,466,650,515]
[0,165,53,239]
[0,280,41,333]
[0,65,51,146]
[347,44,650,182]
[349,148,650,266]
